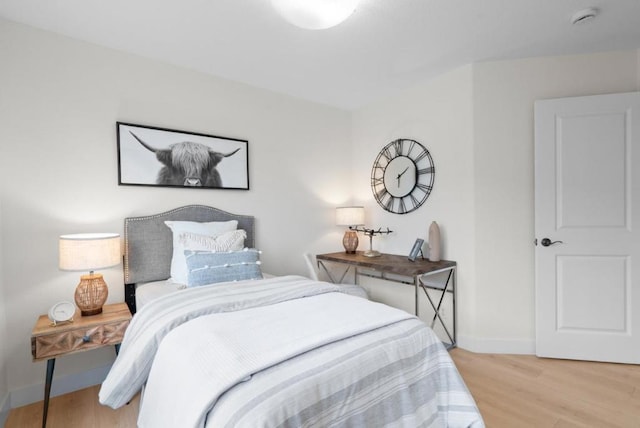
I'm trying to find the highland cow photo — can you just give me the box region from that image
[117,122,249,190]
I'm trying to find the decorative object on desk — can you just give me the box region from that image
[408,238,424,262]
[428,221,441,262]
[336,206,365,254]
[371,138,435,214]
[117,122,249,190]
[47,301,75,326]
[351,226,393,257]
[271,0,359,30]
[59,233,121,316]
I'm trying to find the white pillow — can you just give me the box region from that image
[178,229,246,252]
[165,220,238,284]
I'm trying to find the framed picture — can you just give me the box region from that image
[408,238,424,261]
[117,122,249,190]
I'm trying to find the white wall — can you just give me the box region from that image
[351,50,640,353]
[0,198,9,424]
[471,50,640,352]
[0,18,352,405]
[351,66,476,336]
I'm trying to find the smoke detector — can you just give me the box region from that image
[571,8,598,25]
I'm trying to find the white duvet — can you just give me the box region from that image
[100,276,484,428]
[138,292,412,427]
[100,276,356,408]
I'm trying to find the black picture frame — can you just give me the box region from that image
[408,238,424,261]
[117,122,249,190]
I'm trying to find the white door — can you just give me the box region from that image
[535,91,640,364]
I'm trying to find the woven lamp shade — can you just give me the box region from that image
[59,233,120,316]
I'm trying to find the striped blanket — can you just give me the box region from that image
[99,276,483,427]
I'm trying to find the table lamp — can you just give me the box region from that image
[59,233,121,316]
[336,206,364,254]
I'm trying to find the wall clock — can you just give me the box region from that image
[371,138,435,214]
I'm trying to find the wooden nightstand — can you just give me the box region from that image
[31,302,131,428]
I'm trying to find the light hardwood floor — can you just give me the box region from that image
[5,385,139,428]
[6,349,640,427]
[451,349,640,428]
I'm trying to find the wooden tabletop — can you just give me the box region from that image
[32,302,131,337]
[316,251,456,277]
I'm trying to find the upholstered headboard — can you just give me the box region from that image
[123,205,255,314]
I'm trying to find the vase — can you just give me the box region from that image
[428,221,441,262]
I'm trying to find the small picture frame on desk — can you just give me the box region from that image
[408,238,424,261]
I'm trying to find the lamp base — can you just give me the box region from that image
[80,307,103,316]
[363,250,381,257]
[342,230,359,254]
[75,273,108,317]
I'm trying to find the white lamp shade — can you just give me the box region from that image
[59,233,121,271]
[271,0,359,30]
[336,206,365,226]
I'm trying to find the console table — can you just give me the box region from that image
[316,251,457,348]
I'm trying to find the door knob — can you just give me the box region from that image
[540,238,563,247]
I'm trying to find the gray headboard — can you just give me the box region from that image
[123,205,255,314]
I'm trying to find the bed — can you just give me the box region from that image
[99,205,484,428]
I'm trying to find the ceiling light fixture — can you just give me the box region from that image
[271,0,359,30]
[571,8,598,25]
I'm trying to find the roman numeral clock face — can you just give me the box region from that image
[370,139,435,214]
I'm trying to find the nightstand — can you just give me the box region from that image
[31,302,131,428]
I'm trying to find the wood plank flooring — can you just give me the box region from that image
[5,349,639,427]
[5,385,139,428]
[450,349,640,428]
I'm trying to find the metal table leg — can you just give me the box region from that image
[42,358,55,428]
[419,268,456,348]
[414,276,419,317]
[41,343,122,425]
[317,260,352,284]
[452,268,457,347]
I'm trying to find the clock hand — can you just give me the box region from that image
[396,167,409,187]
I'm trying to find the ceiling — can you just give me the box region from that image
[1,0,639,110]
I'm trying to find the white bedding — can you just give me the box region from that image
[138,292,412,427]
[134,273,277,309]
[135,280,184,309]
[101,276,483,428]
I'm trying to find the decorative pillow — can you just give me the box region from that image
[177,229,246,252]
[185,248,262,287]
[165,220,238,284]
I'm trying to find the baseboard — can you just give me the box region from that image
[0,391,10,428]
[457,335,535,355]
[9,364,112,409]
